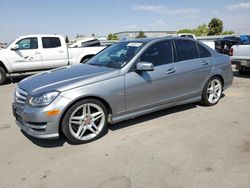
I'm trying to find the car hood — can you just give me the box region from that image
[19,64,120,95]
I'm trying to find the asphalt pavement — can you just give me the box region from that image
[0,70,250,188]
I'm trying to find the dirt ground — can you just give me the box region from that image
[0,70,250,188]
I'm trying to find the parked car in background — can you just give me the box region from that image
[69,36,101,48]
[177,33,196,39]
[12,37,233,144]
[176,33,215,50]
[215,35,250,56]
[0,34,106,85]
[230,36,250,73]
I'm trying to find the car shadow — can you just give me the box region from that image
[21,130,66,148]
[233,70,250,78]
[109,103,197,131]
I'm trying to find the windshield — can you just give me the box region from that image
[87,41,145,69]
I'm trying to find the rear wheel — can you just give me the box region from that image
[0,67,7,85]
[62,99,108,144]
[200,77,223,106]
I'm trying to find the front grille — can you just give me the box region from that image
[15,87,28,104]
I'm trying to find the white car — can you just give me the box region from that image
[0,34,106,84]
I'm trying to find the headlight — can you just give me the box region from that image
[29,91,60,107]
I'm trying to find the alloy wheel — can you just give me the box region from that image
[206,79,222,104]
[68,103,105,141]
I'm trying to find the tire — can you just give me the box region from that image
[200,77,223,106]
[0,67,7,85]
[239,66,245,74]
[61,99,108,144]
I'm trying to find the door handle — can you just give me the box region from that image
[58,50,64,53]
[166,67,176,74]
[34,51,41,55]
[202,60,209,66]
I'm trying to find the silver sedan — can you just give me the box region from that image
[12,37,233,144]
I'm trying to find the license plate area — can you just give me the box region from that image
[241,60,250,67]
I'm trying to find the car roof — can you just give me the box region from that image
[15,34,63,39]
[120,36,195,44]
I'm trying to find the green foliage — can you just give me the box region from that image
[177,29,194,34]
[178,18,234,36]
[178,24,208,36]
[208,18,223,35]
[65,35,69,43]
[221,30,235,35]
[107,34,118,40]
[193,24,208,36]
[136,31,147,38]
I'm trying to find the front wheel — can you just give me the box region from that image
[200,77,223,106]
[0,67,7,85]
[62,99,108,144]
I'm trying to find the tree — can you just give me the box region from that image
[92,33,95,37]
[136,31,147,38]
[107,34,118,40]
[177,29,194,34]
[221,30,235,35]
[208,18,223,35]
[65,35,69,43]
[193,24,208,36]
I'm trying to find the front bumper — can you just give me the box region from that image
[12,95,71,139]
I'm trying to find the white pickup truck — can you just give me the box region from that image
[231,44,250,74]
[0,34,106,84]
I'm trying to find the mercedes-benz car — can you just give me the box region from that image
[12,37,233,144]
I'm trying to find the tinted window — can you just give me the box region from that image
[140,40,173,66]
[197,43,212,58]
[81,40,101,47]
[42,37,61,48]
[16,38,38,50]
[174,40,199,61]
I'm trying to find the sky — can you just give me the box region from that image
[1,0,250,42]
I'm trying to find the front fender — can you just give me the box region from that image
[60,75,126,119]
[0,55,12,72]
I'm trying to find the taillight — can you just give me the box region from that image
[229,48,233,56]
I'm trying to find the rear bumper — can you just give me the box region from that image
[231,57,250,68]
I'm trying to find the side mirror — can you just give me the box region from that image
[11,44,19,50]
[136,62,154,71]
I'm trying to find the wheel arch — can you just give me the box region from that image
[80,54,95,63]
[210,74,224,88]
[0,60,9,73]
[58,95,112,135]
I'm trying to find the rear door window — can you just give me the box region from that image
[42,37,61,48]
[140,40,173,66]
[174,39,199,61]
[197,43,212,58]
